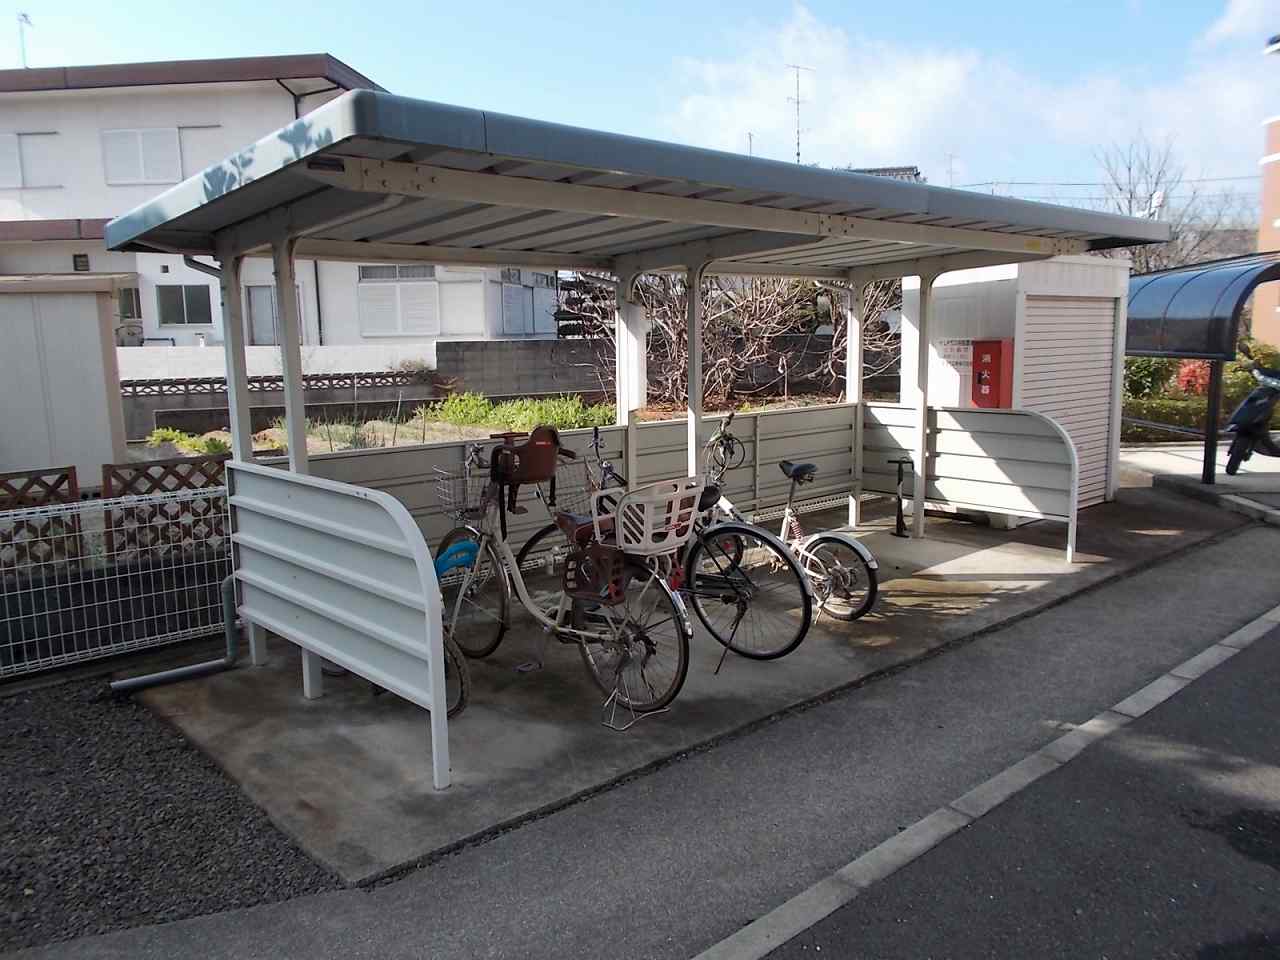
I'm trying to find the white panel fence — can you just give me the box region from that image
[863,402,1078,560]
[227,461,452,789]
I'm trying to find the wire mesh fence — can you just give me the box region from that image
[0,487,231,677]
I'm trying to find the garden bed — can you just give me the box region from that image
[0,678,341,952]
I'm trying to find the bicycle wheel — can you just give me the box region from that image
[442,630,471,717]
[802,534,878,622]
[684,521,812,660]
[437,526,509,659]
[577,563,691,712]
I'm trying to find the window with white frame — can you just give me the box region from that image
[500,267,521,283]
[102,128,182,185]
[119,287,142,320]
[531,272,555,289]
[156,284,213,326]
[357,264,440,336]
[0,132,61,188]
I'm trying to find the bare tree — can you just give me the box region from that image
[557,272,902,408]
[1094,135,1253,274]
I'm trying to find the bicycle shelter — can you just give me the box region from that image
[104,90,1168,771]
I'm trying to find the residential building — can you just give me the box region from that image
[0,55,557,358]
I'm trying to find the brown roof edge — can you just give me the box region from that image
[0,219,110,242]
[0,53,383,95]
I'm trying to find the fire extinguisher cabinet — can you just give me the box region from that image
[971,338,1014,408]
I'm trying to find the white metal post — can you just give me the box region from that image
[845,279,866,527]
[217,254,255,461]
[911,273,937,538]
[271,236,310,475]
[614,272,647,426]
[216,251,268,666]
[272,235,321,693]
[686,262,708,477]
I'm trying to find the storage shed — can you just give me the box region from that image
[0,273,130,482]
[902,255,1128,507]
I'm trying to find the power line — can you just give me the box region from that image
[958,173,1260,189]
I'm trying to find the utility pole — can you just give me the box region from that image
[747,132,754,157]
[785,64,812,164]
[17,12,31,69]
[945,153,957,188]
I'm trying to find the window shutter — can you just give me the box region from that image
[502,283,527,334]
[0,134,21,189]
[358,283,399,335]
[103,130,141,183]
[18,134,60,188]
[140,129,181,183]
[400,281,440,334]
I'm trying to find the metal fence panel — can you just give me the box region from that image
[0,487,231,676]
[227,461,450,789]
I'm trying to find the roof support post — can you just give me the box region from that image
[271,235,310,476]
[215,252,254,462]
[686,261,710,477]
[615,271,647,427]
[911,272,939,538]
[845,272,870,527]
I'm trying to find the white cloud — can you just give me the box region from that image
[662,3,1272,200]
[1203,0,1278,45]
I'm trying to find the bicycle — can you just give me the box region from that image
[516,416,816,662]
[703,414,879,622]
[435,428,701,715]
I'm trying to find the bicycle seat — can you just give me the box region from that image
[555,511,614,546]
[698,484,721,512]
[779,460,817,482]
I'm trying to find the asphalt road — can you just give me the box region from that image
[14,523,1280,959]
[770,624,1280,960]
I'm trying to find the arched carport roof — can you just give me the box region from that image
[1127,251,1280,360]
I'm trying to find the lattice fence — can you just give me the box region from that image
[0,487,232,677]
[0,467,85,577]
[101,456,229,559]
[119,369,434,397]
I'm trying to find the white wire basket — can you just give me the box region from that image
[433,467,490,522]
[592,475,704,558]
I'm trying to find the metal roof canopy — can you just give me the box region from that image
[105,90,1167,278]
[1127,251,1280,361]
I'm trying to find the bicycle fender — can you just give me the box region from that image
[798,531,879,570]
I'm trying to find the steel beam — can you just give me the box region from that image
[853,250,1052,284]
[300,157,1090,258]
[291,237,610,271]
[912,273,938,538]
[614,231,822,275]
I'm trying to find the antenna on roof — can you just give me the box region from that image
[17,12,31,69]
[785,64,812,164]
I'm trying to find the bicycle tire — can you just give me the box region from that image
[442,630,471,717]
[576,562,691,712]
[515,522,562,570]
[802,534,878,622]
[437,526,510,659]
[684,521,812,660]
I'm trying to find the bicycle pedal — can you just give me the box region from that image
[514,660,543,674]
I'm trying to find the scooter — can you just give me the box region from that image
[1225,348,1280,475]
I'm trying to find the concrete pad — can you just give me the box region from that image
[1125,441,1280,523]
[949,753,1061,820]
[137,485,1243,883]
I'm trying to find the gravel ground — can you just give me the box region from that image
[0,679,341,952]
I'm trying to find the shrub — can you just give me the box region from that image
[1175,360,1211,396]
[146,427,190,448]
[1123,357,1178,399]
[431,392,495,427]
[418,392,615,431]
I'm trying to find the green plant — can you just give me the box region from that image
[193,435,231,456]
[1123,357,1178,399]
[431,392,495,427]
[146,427,191,448]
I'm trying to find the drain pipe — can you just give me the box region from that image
[110,575,240,694]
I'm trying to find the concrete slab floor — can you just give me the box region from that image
[137,484,1243,884]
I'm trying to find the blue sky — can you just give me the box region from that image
[5,0,1278,209]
